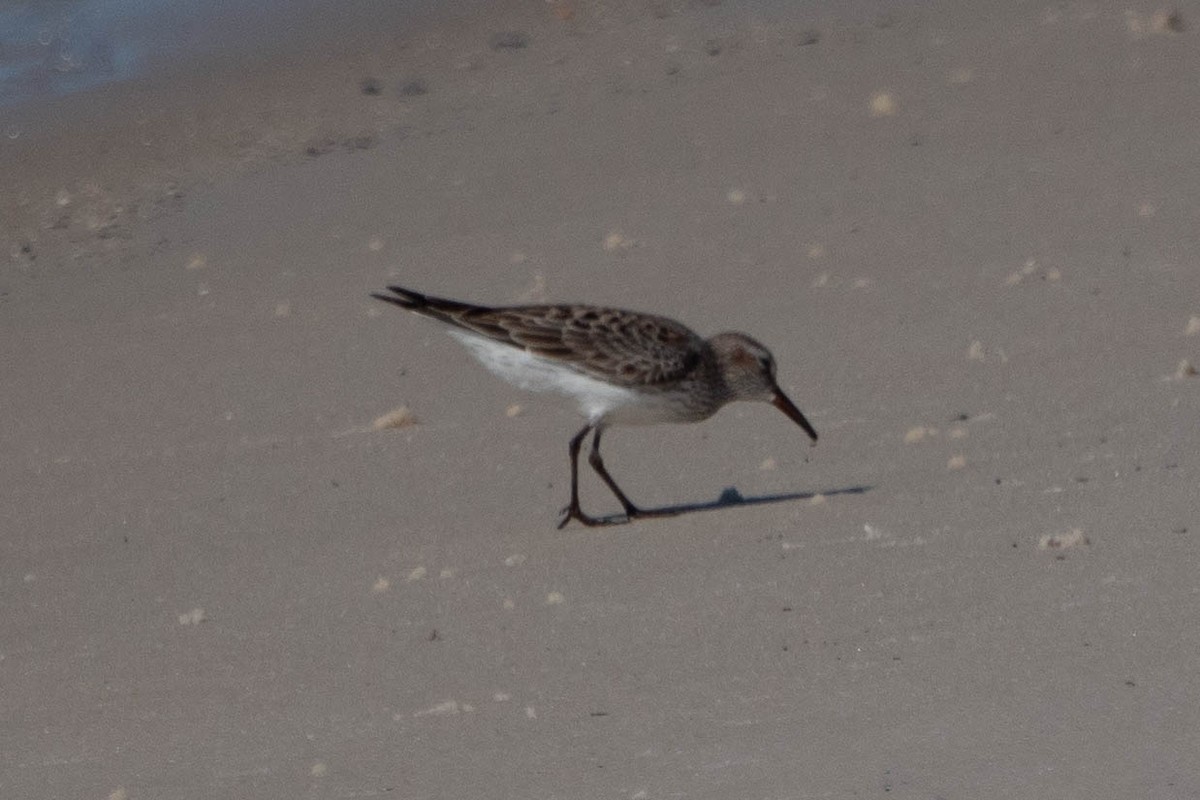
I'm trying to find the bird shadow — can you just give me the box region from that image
[585,484,874,527]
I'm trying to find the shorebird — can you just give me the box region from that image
[371,285,818,528]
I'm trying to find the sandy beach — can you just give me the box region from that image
[3,1,1199,797]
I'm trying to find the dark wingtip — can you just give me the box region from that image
[370,285,426,309]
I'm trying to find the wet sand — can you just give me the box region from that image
[3,1,1199,797]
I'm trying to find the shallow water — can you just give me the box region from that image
[0,0,416,108]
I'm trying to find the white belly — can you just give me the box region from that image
[448,330,683,425]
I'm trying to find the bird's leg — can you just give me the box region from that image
[584,426,645,518]
[587,428,682,521]
[558,424,609,529]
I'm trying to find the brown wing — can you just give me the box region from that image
[489,306,705,387]
[371,286,705,387]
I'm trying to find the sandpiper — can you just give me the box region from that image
[371,285,818,528]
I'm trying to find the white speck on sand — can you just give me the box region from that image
[869,91,897,116]
[503,597,516,610]
[310,762,327,777]
[947,455,967,470]
[371,577,390,593]
[967,341,986,361]
[373,406,418,430]
[414,700,461,717]
[493,692,511,702]
[1185,316,1200,336]
[1005,258,1039,286]
[1039,529,1090,550]
[904,426,936,443]
[407,566,427,582]
[727,188,747,205]
[546,591,565,605]
[516,273,547,302]
[504,554,526,567]
[439,568,453,579]
[178,608,206,626]
[603,231,634,251]
[525,706,537,719]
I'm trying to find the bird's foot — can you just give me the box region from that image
[557,503,681,529]
[557,504,616,529]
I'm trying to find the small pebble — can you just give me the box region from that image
[602,231,633,251]
[398,80,428,97]
[869,91,897,117]
[904,426,935,443]
[1038,528,1089,550]
[490,31,529,50]
[178,608,206,626]
[373,406,418,430]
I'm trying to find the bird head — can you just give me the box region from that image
[710,332,818,443]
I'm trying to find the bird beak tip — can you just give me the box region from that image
[770,391,818,443]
